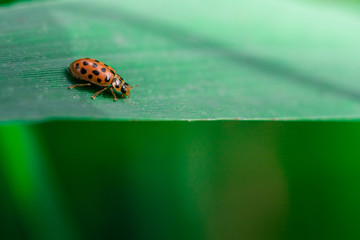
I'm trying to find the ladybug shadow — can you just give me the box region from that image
[64,68,119,100]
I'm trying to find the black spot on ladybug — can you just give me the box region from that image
[105,74,110,82]
[101,68,106,72]
[92,70,100,76]
[95,60,99,62]
[83,61,88,65]
[76,63,79,69]
[110,69,115,75]
[121,84,127,94]
[97,78,102,83]
[104,64,109,67]
[81,68,87,74]
[88,74,93,79]
[92,63,97,68]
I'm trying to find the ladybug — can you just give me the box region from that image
[68,58,137,101]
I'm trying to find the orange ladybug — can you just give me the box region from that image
[68,58,137,101]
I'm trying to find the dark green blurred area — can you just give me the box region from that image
[1,122,360,239]
[0,0,47,4]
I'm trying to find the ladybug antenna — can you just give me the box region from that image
[130,84,139,90]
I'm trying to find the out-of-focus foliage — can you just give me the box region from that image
[1,122,360,239]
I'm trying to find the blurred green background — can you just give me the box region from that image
[2,0,360,239]
[1,122,360,240]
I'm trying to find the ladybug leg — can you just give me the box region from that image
[92,87,107,100]
[69,83,91,89]
[109,87,118,101]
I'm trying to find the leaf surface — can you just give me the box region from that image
[1,0,360,122]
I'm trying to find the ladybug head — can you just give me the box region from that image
[112,75,137,97]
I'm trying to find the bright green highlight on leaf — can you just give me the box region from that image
[1,0,360,122]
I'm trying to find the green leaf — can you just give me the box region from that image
[1,0,360,122]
